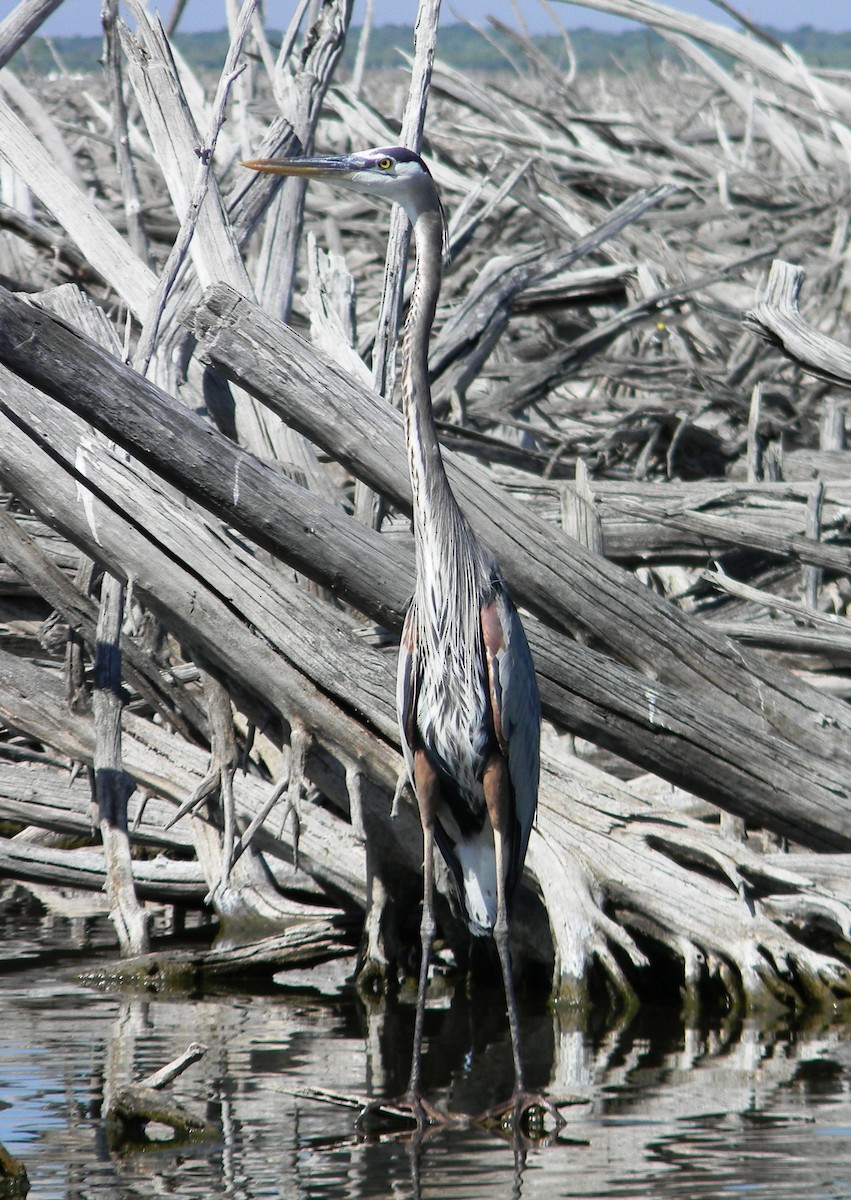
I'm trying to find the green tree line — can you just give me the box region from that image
[12,22,851,78]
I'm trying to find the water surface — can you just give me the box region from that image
[3,895,851,1199]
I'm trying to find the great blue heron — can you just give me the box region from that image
[243,146,562,1135]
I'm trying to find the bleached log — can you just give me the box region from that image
[604,495,851,573]
[0,98,156,315]
[93,572,149,956]
[0,300,849,852]
[0,0,63,69]
[105,1042,214,1148]
[0,651,368,910]
[530,477,851,563]
[0,386,847,1001]
[6,643,849,1007]
[0,835,207,902]
[0,761,193,850]
[119,3,251,299]
[97,919,358,986]
[744,260,851,388]
[564,0,851,121]
[0,35,850,1006]
[189,283,849,728]
[0,508,205,740]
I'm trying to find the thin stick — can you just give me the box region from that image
[102,0,151,267]
[163,0,190,38]
[95,574,149,956]
[803,482,825,611]
[137,1042,207,1090]
[351,0,374,96]
[133,2,255,373]
[0,0,63,70]
[229,774,288,869]
[746,382,763,484]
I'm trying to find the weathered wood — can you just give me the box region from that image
[92,921,359,994]
[604,496,851,573]
[0,835,208,901]
[469,244,775,418]
[105,1042,215,1148]
[564,0,851,121]
[703,565,851,636]
[707,621,851,660]
[0,508,205,739]
[0,648,368,908]
[0,202,96,281]
[0,0,63,69]
[138,1042,208,1090]
[103,0,151,267]
[0,99,157,316]
[0,335,849,852]
[94,573,149,956]
[562,460,604,555]
[537,477,851,563]
[3,357,851,851]
[2,281,850,759]
[0,761,193,850]
[0,393,842,999]
[4,15,851,1007]
[187,283,851,742]
[0,386,849,999]
[119,3,251,300]
[0,292,403,619]
[186,671,329,927]
[744,259,851,387]
[369,0,441,403]
[247,0,353,322]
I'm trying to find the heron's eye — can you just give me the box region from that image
[378,157,393,170]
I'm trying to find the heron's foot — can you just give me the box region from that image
[477,1089,569,1144]
[355,1089,470,1139]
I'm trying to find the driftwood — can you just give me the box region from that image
[0,836,207,902]
[0,650,367,916]
[0,349,848,1003]
[105,1041,215,1150]
[1,0,851,1009]
[91,919,359,990]
[551,478,851,562]
[93,572,149,955]
[0,1,62,70]
[744,260,851,388]
[0,287,849,859]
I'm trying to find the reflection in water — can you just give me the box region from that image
[3,899,851,1198]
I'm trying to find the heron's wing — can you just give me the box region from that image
[480,582,541,896]
[397,604,466,899]
[396,604,419,789]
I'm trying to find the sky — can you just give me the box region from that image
[37,0,851,38]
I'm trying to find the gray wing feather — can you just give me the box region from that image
[396,604,418,789]
[484,585,540,894]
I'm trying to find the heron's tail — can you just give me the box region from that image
[455,826,498,936]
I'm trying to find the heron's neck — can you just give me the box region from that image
[402,209,463,567]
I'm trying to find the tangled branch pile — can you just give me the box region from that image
[1,0,851,1012]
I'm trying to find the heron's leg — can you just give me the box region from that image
[482,754,526,1090]
[408,818,436,1096]
[408,749,439,1098]
[481,755,566,1138]
[356,751,462,1135]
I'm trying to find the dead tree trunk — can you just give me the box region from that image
[0,288,848,851]
[93,572,149,955]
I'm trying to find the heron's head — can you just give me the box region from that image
[242,145,441,226]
